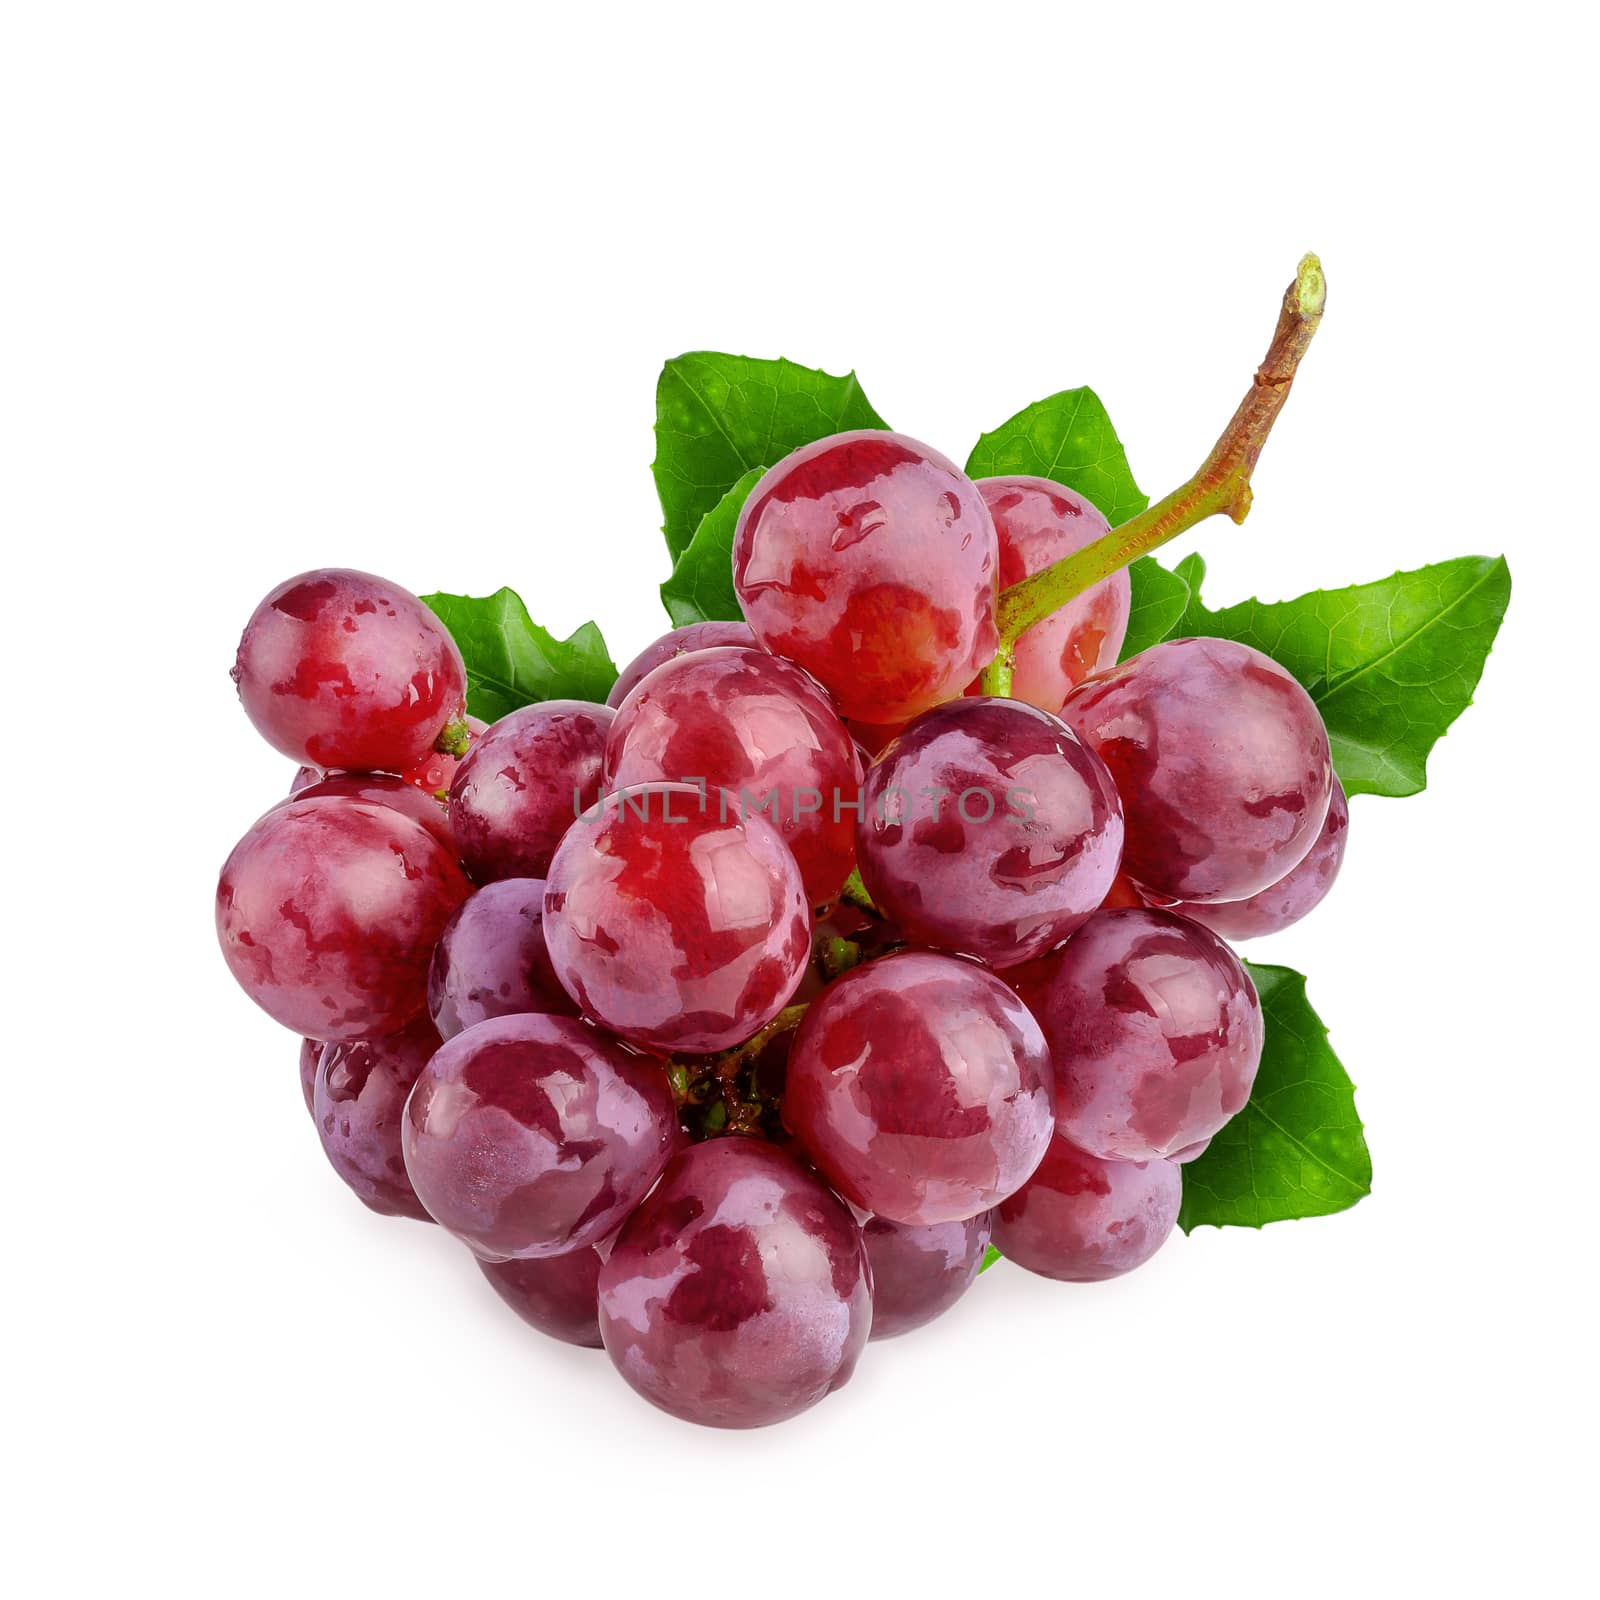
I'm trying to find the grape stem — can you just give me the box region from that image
[978,253,1327,696]
[838,868,878,914]
[434,718,473,758]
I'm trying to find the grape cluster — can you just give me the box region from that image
[218,434,1348,1429]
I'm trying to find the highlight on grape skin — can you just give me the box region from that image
[213,267,1504,1427]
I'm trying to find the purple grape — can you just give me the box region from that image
[1061,637,1333,903]
[732,431,1000,724]
[426,879,576,1040]
[232,568,466,771]
[542,784,811,1054]
[448,701,614,882]
[784,950,1054,1224]
[216,796,472,1040]
[479,1248,605,1348]
[1174,778,1350,939]
[606,646,862,905]
[975,477,1130,712]
[275,771,455,851]
[597,1139,871,1428]
[862,1212,992,1339]
[313,1018,441,1221]
[290,764,321,795]
[606,622,758,708]
[857,697,1123,968]
[1014,908,1263,1163]
[402,1013,678,1261]
[991,1134,1180,1282]
[298,1038,323,1117]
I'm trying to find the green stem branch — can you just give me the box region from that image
[839,868,878,914]
[979,253,1326,693]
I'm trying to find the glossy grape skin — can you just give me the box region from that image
[401,1013,677,1261]
[298,1038,323,1117]
[784,950,1054,1224]
[232,568,466,771]
[313,1018,440,1222]
[974,477,1129,711]
[597,1139,871,1429]
[216,797,472,1040]
[606,646,862,906]
[1174,778,1350,940]
[1013,908,1263,1163]
[857,697,1123,969]
[732,431,999,724]
[1061,637,1333,903]
[426,879,577,1040]
[290,764,321,795]
[448,701,614,882]
[606,622,758,708]
[543,784,811,1054]
[991,1135,1180,1282]
[479,1248,605,1348]
[277,772,455,850]
[862,1212,992,1340]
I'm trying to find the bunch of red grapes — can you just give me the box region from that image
[218,431,1347,1429]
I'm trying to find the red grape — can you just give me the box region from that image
[232,568,466,771]
[1061,637,1333,903]
[313,1018,441,1222]
[856,697,1123,968]
[542,784,811,1054]
[401,1013,678,1261]
[605,646,862,905]
[784,950,1054,1224]
[732,431,999,724]
[597,1139,871,1428]
[298,1038,323,1117]
[862,1212,992,1340]
[426,878,576,1040]
[276,772,454,851]
[478,1248,605,1348]
[1014,908,1263,1163]
[216,796,471,1040]
[448,700,613,882]
[606,622,758,708]
[974,476,1130,711]
[1173,777,1350,939]
[991,1135,1180,1282]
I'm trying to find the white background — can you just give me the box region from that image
[4,4,1593,1596]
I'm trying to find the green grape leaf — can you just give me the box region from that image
[965,387,1149,526]
[1169,552,1512,798]
[1178,963,1370,1231]
[979,1244,1003,1274]
[422,588,617,721]
[1119,557,1191,660]
[652,354,888,561]
[659,468,764,627]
